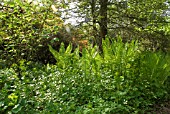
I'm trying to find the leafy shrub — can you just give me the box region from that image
[0,0,73,65]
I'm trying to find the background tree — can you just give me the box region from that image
[64,0,170,51]
[107,0,170,51]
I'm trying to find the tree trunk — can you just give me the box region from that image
[90,0,98,46]
[91,0,97,32]
[98,0,108,50]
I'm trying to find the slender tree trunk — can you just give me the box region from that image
[91,0,97,32]
[99,0,108,50]
[90,0,98,46]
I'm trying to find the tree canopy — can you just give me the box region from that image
[61,0,170,51]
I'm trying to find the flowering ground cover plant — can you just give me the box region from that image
[0,38,170,113]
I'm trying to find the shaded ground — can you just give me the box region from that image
[149,100,170,114]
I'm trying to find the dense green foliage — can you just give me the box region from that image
[0,1,66,65]
[0,0,170,113]
[1,38,170,113]
[1,0,169,66]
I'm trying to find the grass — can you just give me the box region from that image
[0,37,170,113]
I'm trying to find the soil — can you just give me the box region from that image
[148,100,170,114]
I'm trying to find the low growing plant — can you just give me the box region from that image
[0,37,170,113]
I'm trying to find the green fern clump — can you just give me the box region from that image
[48,36,170,113]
